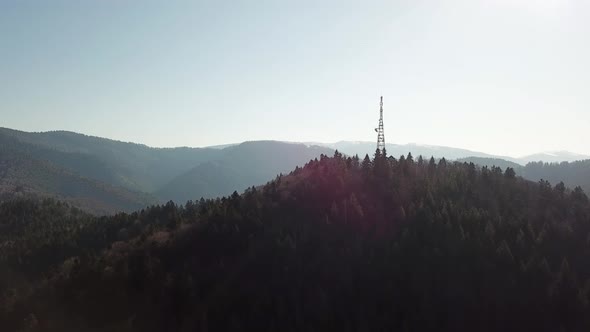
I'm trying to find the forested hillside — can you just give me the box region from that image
[456,157,523,171]
[0,133,156,214]
[458,157,590,193]
[3,127,589,215]
[521,160,590,195]
[0,129,335,213]
[0,128,224,192]
[2,151,590,331]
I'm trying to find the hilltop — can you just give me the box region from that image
[2,151,590,331]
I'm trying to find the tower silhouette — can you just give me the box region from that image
[375,96,385,152]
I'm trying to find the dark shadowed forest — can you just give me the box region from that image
[2,150,590,331]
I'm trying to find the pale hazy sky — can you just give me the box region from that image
[1,0,588,157]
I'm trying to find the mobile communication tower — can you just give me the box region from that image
[375,96,385,152]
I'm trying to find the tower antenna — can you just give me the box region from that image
[375,96,385,152]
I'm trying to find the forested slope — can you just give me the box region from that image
[0,127,223,192]
[457,156,590,193]
[521,160,590,194]
[2,151,590,331]
[0,135,156,214]
[1,129,337,210]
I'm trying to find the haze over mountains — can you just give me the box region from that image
[156,141,333,203]
[1,127,589,215]
[316,141,590,165]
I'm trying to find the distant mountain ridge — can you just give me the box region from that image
[0,128,335,213]
[310,141,590,165]
[1,127,589,214]
[516,151,590,164]
[156,141,334,203]
[0,127,224,192]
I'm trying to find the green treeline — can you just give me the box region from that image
[2,150,590,331]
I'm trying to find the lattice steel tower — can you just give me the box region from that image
[375,96,385,152]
